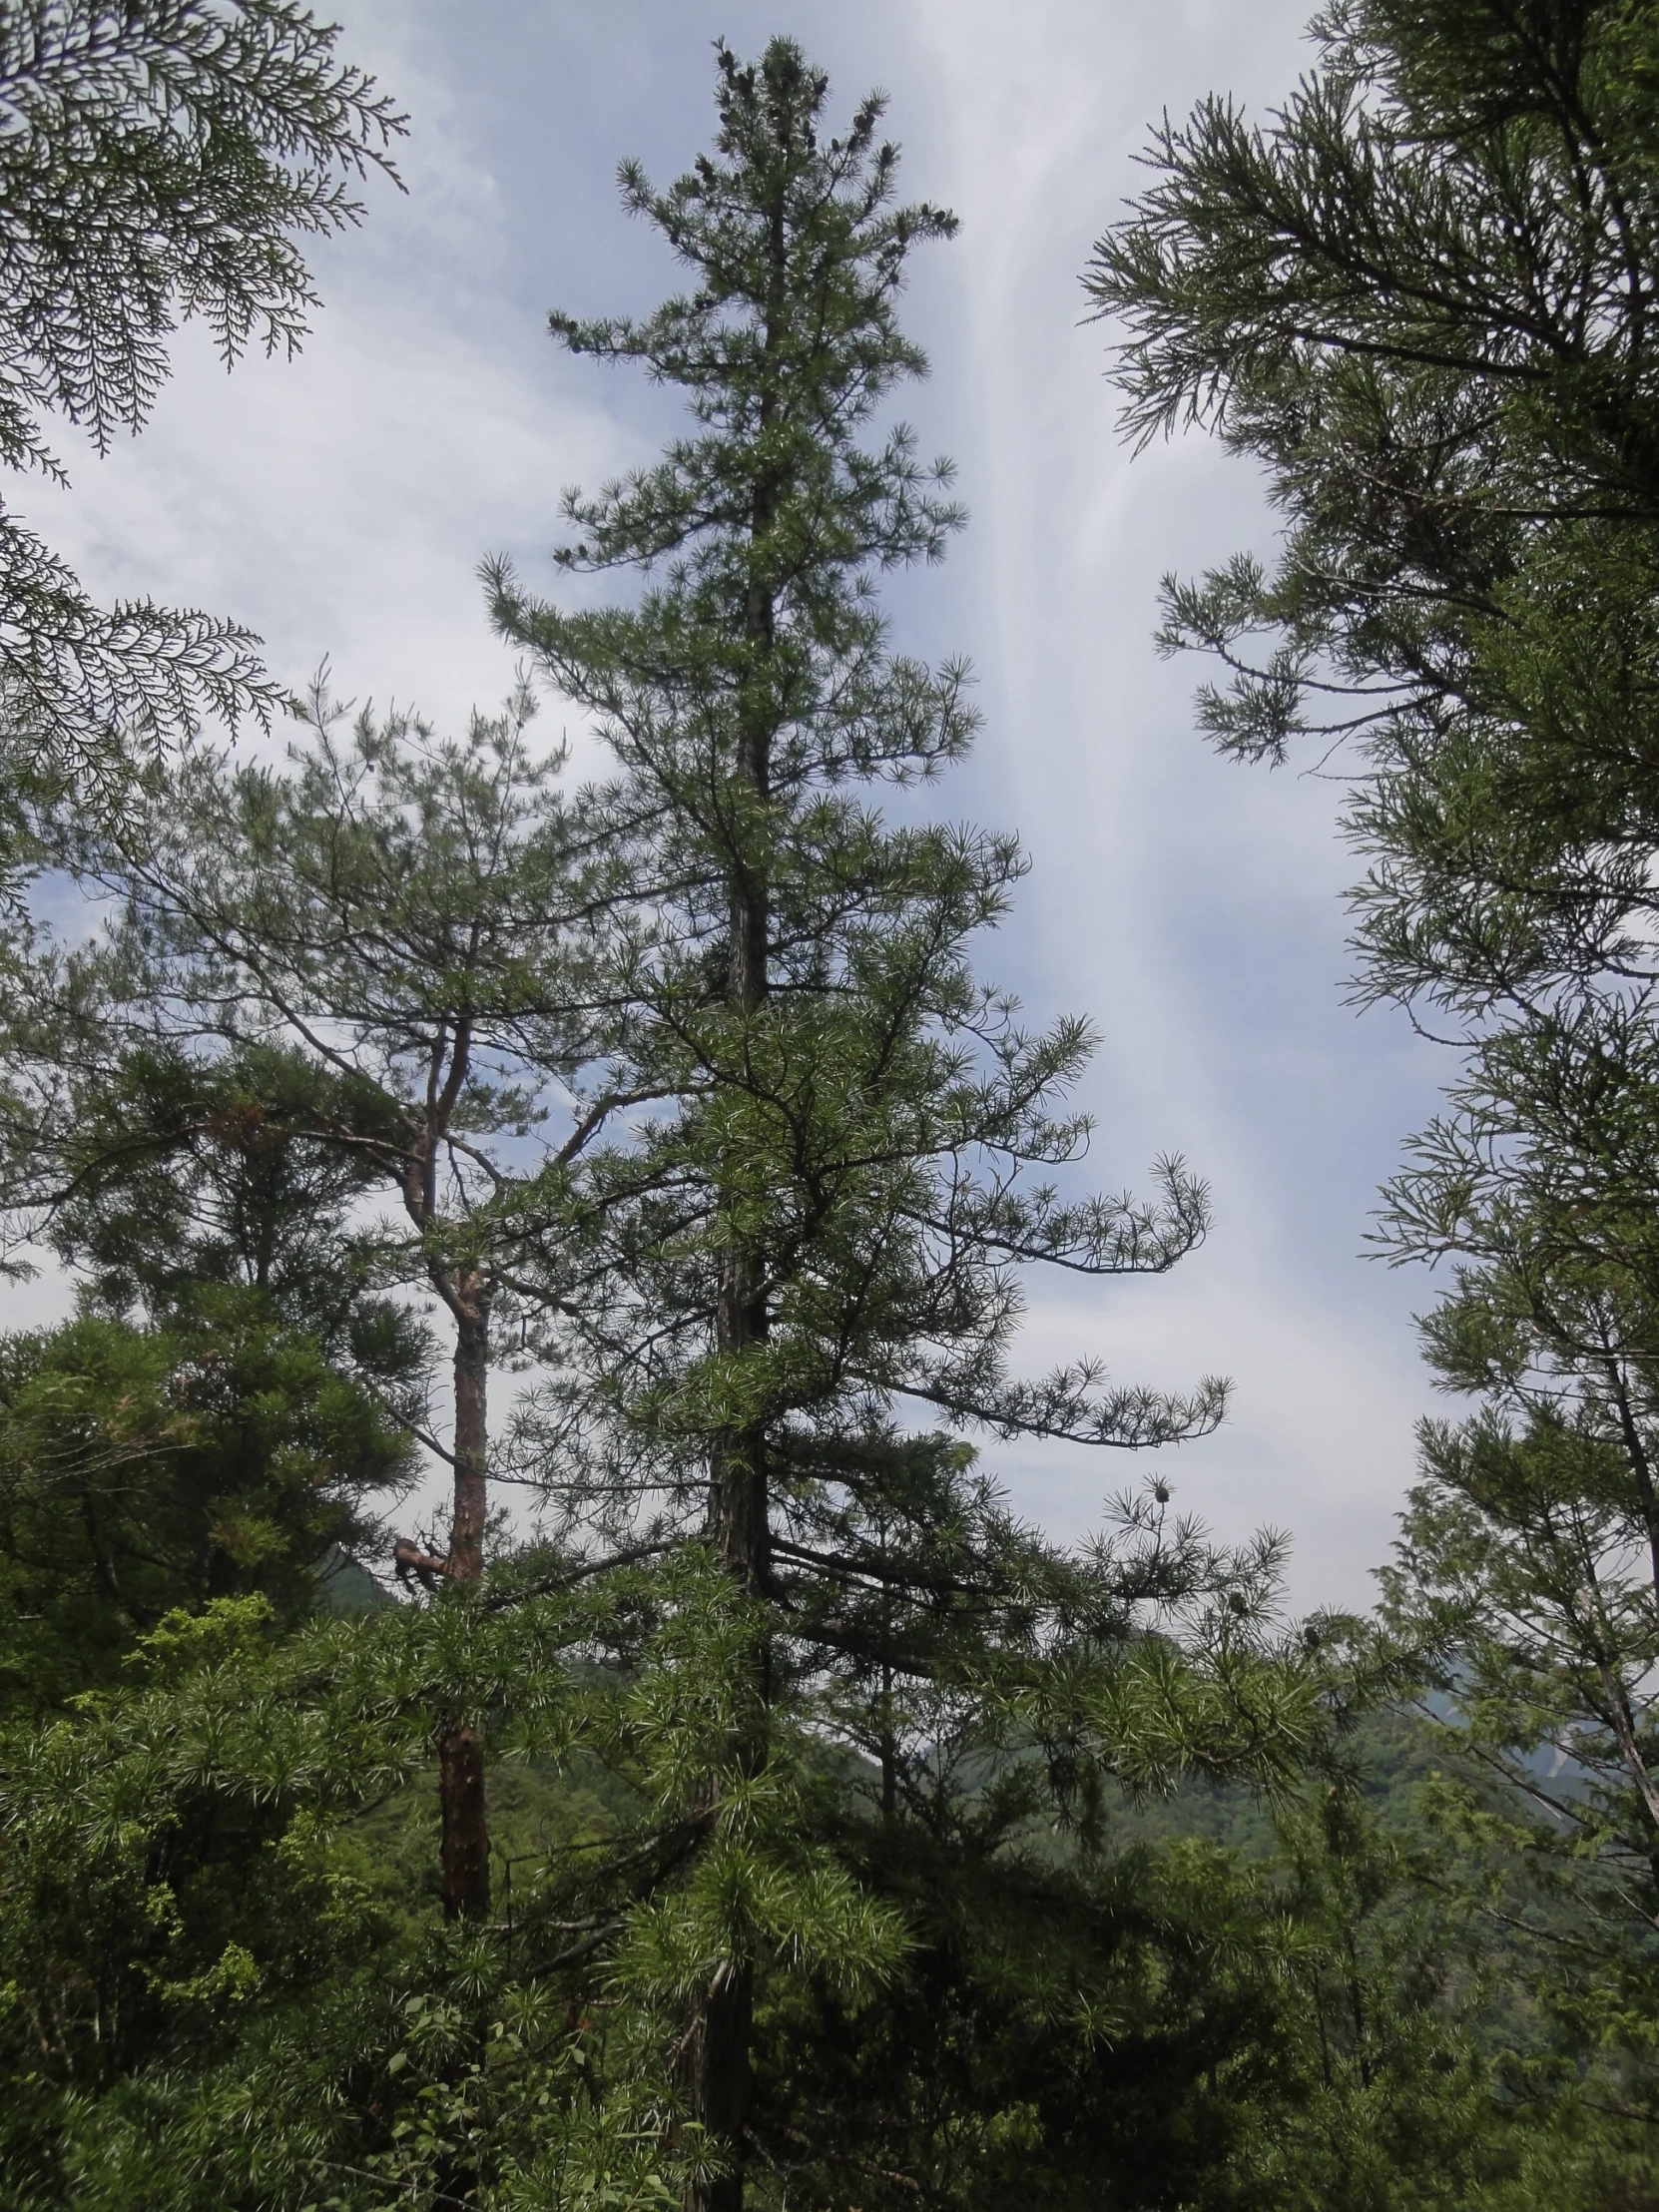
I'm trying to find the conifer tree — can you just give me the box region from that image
[0,1294,413,1717]
[489,41,1303,2205]
[1089,0,1659,2161]
[1083,0,1659,1013]
[4,678,611,1921]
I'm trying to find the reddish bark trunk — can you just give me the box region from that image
[449,1287,489,1581]
[439,1722,488,1921]
[439,1285,490,1922]
[683,1958,755,2212]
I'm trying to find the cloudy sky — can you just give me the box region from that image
[23,0,1454,1611]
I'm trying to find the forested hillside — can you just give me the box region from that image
[2,5,1658,2208]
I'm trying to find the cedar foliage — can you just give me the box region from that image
[0,0,404,799]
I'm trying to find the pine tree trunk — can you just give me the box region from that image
[713,569,772,1594]
[688,793,771,2208]
[450,1280,490,1580]
[684,1957,755,2212]
[440,1280,490,1922]
[683,166,794,2211]
[685,464,782,2212]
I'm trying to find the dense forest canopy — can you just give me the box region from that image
[2,4,1658,2209]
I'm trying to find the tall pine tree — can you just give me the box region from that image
[489,41,1305,2206]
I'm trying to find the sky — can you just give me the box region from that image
[18,0,1455,1612]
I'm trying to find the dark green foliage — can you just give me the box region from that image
[681,1723,1537,2211]
[482,23,1276,1790]
[88,675,605,1309]
[12,1033,432,1386]
[1374,1006,1659,1988]
[0,1556,891,2209]
[0,38,1340,2204]
[10,671,621,1914]
[0,1292,413,1714]
[0,1556,1527,2212]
